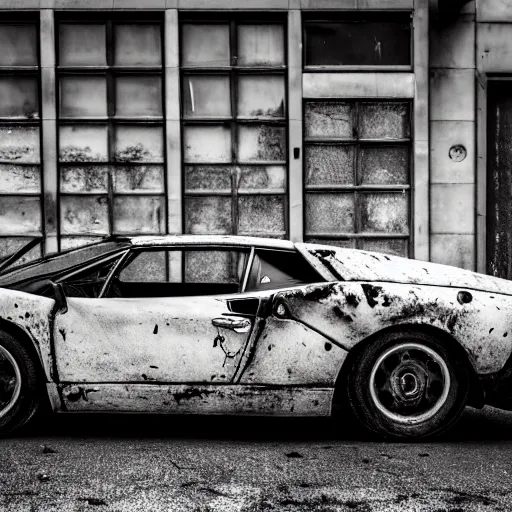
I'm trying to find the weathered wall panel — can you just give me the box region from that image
[477,0,512,22]
[431,184,475,234]
[477,23,512,72]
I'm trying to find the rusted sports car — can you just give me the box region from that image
[1,235,512,439]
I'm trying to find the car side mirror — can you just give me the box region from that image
[51,282,68,315]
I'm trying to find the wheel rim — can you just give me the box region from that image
[0,346,21,419]
[369,342,451,425]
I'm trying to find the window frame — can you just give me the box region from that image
[179,14,289,240]
[55,13,167,250]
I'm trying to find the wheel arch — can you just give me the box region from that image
[333,323,484,410]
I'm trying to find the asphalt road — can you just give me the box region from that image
[1,407,512,512]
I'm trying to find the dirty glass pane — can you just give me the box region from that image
[305,145,354,186]
[0,126,40,163]
[0,25,37,66]
[360,193,409,234]
[120,250,167,282]
[115,76,162,117]
[359,103,410,140]
[0,237,41,264]
[238,125,285,162]
[360,146,409,185]
[60,195,109,235]
[182,24,230,68]
[238,25,285,67]
[115,24,161,66]
[60,166,109,193]
[0,77,38,118]
[238,166,286,192]
[60,236,102,250]
[304,19,411,66]
[305,238,355,249]
[0,197,40,235]
[115,125,163,163]
[113,196,165,234]
[182,75,230,118]
[185,196,232,234]
[305,193,355,235]
[60,76,107,118]
[0,165,40,193]
[59,24,106,66]
[185,250,238,283]
[114,165,164,193]
[361,238,408,257]
[185,166,231,192]
[238,76,285,118]
[183,126,231,163]
[238,196,285,235]
[305,102,354,139]
[59,125,108,162]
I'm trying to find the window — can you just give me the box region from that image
[180,16,287,239]
[304,12,412,68]
[304,100,411,257]
[0,16,42,266]
[108,248,249,297]
[56,15,165,251]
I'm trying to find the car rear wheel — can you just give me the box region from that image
[346,329,469,440]
[0,331,40,436]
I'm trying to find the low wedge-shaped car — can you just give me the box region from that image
[1,235,512,440]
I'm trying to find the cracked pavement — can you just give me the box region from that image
[1,406,512,511]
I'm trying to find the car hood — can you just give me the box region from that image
[297,243,512,296]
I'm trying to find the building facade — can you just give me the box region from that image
[0,0,508,280]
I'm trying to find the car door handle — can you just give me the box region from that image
[212,317,252,333]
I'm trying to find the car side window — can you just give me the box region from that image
[245,249,323,292]
[107,248,249,298]
[60,258,119,298]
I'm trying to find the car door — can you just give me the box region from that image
[53,246,257,385]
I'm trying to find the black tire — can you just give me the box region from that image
[345,329,469,440]
[0,330,40,436]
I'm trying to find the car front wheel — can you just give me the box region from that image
[346,330,469,440]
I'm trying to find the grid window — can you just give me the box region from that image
[181,18,287,239]
[303,12,412,69]
[0,18,42,265]
[304,100,411,257]
[57,16,165,250]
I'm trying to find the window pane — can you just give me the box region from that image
[60,196,109,235]
[182,75,231,118]
[59,24,106,66]
[360,193,409,234]
[120,251,167,282]
[182,24,230,68]
[0,25,37,66]
[304,20,411,66]
[305,238,355,249]
[0,126,40,163]
[115,76,162,117]
[305,145,354,186]
[185,196,232,234]
[115,125,164,163]
[238,166,286,192]
[113,196,165,234]
[361,238,408,257]
[185,251,237,283]
[238,196,285,236]
[238,125,285,162]
[359,103,410,139]
[60,76,107,117]
[60,166,109,193]
[59,125,108,162]
[60,236,102,250]
[0,165,40,193]
[0,77,38,118]
[238,75,285,118]
[0,236,41,264]
[305,193,354,234]
[0,197,40,235]
[305,102,354,139]
[185,166,232,192]
[238,25,285,67]
[114,165,164,193]
[360,146,409,185]
[184,126,231,163]
[115,24,161,66]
